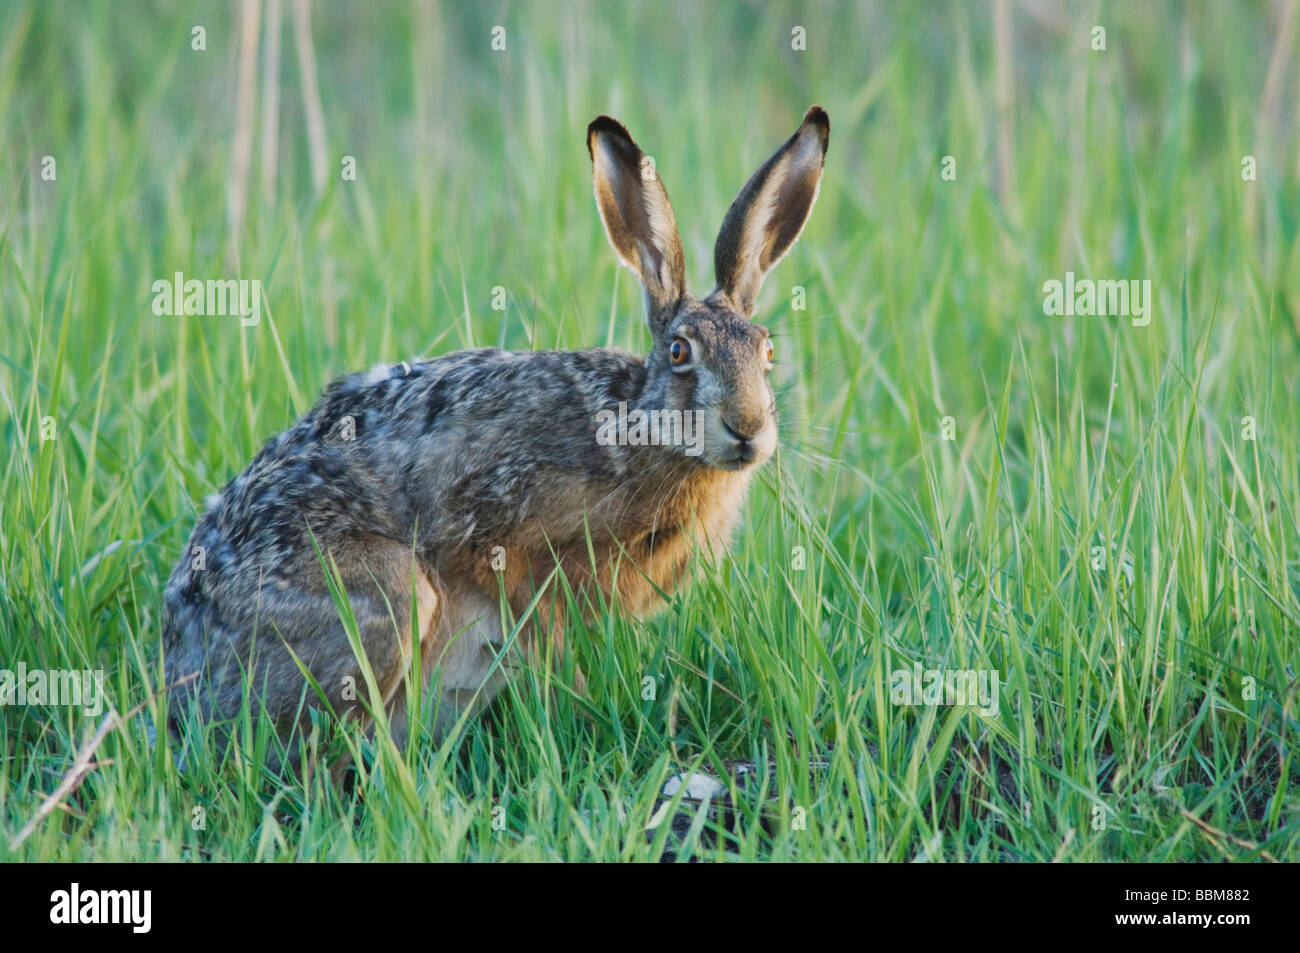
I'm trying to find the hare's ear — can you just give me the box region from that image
[587,116,686,334]
[713,106,829,318]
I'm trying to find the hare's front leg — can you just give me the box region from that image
[385,588,512,744]
[520,593,587,698]
[386,585,587,743]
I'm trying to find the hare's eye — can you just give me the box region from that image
[764,339,774,366]
[669,338,691,365]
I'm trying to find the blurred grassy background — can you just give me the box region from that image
[1,0,1298,861]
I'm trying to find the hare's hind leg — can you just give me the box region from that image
[218,537,438,772]
[380,568,440,751]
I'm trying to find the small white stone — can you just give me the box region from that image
[661,772,726,800]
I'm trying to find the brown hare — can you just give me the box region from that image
[163,106,829,771]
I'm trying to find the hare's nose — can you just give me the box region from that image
[722,414,763,441]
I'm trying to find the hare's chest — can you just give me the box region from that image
[592,467,753,616]
[490,465,753,618]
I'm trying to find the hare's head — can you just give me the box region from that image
[588,107,829,471]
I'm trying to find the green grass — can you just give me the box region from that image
[1,0,1298,861]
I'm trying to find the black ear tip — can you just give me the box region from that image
[803,105,829,132]
[587,115,635,157]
